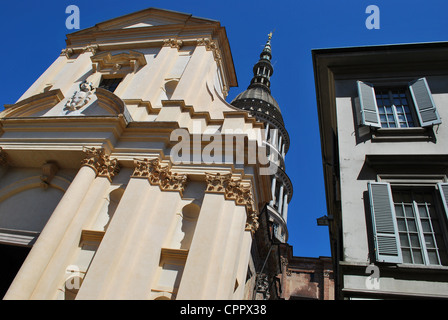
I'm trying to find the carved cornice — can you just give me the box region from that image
[81,147,120,181]
[132,158,187,195]
[205,173,259,233]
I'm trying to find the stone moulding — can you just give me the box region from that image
[205,172,259,233]
[81,147,120,182]
[131,158,187,195]
[2,89,65,118]
[90,50,147,73]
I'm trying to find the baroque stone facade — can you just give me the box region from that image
[0,8,290,300]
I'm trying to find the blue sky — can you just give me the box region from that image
[1,0,448,258]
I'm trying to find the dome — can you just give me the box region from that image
[231,86,283,124]
[231,86,280,111]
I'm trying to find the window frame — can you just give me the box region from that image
[356,77,441,137]
[374,87,418,129]
[368,175,448,266]
[392,187,447,266]
[98,76,124,93]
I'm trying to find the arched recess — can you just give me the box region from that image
[0,175,70,246]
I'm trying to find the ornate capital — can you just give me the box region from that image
[205,172,232,193]
[163,38,183,49]
[205,172,259,233]
[132,158,187,195]
[81,147,120,181]
[245,207,259,234]
[61,48,74,58]
[197,38,221,62]
[84,44,99,55]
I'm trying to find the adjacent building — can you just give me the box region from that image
[279,244,334,300]
[313,42,448,299]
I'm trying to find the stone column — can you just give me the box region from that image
[232,230,253,299]
[176,173,259,300]
[323,270,332,300]
[269,176,276,206]
[76,158,187,300]
[30,148,119,299]
[283,194,289,222]
[278,185,284,214]
[4,147,116,300]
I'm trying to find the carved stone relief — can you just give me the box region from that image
[163,38,183,49]
[132,158,187,195]
[205,172,259,233]
[65,81,94,111]
[197,38,221,62]
[81,147,120,182]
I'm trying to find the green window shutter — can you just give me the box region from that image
[409,77,441,127]
[357,81,381,128]
[368,182,403,263]
[438,183,448,220]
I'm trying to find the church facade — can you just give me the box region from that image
[0,8,292,300]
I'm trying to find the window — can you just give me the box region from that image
[375,88,415,128]
[357,77,441,129]
[393,189,448,265]
[99,77,123,93]
[368,182,448,265]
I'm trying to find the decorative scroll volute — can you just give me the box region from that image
[132,158,187,195]
[81,147,120,182]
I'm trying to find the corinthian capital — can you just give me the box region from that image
[163,38,183,49]
[205,172,259,233]
[132,158,187,195]
[205,172,232,193]
[81,147,120,181]
[197,38,221,61]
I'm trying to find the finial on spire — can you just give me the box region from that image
[268,31,273,40]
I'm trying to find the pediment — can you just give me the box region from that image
[2,89,65,118]
[71,8,217,35]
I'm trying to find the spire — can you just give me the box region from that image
[247,32,275,93]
